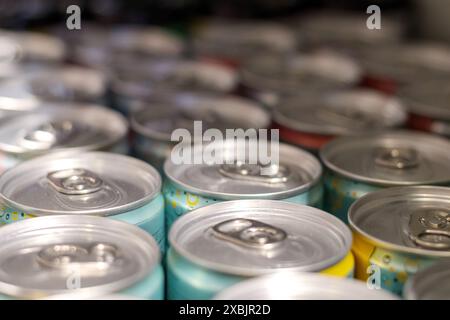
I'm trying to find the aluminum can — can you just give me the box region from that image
[321,131,450,222]
[273,89,406,152]
[0,151,165,252]
[167,200,354,300]
[404,260,450,300]
[215,272,398,300]
[0,104,128,173]
[163,139,323,230]
[349,186,450,296]
[131,92,270,172]
[240,50,362,109]
[0,215,163,300]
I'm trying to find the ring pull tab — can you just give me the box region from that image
[219,161,290,184]
[20,120,76,150]
[408,209,450,250]
[211,218,287,250]
[374,147,419,169]
[47,168,104,195]
[36,243,121,273]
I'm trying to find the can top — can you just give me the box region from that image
[241,50,361,94]
[404,260,450,300]
[169,200,351,276]
[0,104,127,155]
[0,66,107,105]
[399,81,450,120]
[0,151,161,216]
[214,272,398,300]
[0,30,66,63]
[0,215,160,299]
[164,140,321,200]
[130,92,270,142]
[111,58,237,100]
[274,90,406,135]
[320,131,450,186]
[349,186,450,257]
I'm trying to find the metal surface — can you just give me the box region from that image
[169,200,351,276]
[0,151,161,216]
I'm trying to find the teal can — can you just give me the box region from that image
[163,140,323,231]
[320,131,450,223]
[167,200,353,300]
[0,215,164,300]
[0,151,166,252]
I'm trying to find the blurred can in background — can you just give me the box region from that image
[214,272,398,300]
[110,58,238,116]
[404,260,450,300]
[0,104,128,172]
[130,92,270,172]
[167,200,353,300]
[0,152,165,252]
[273,89,406,153]
[163,139,323,229]
[349,186,450,296]
[0,216,164,300]
[320,131,450,222]
[240,50,362,109]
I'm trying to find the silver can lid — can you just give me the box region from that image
[241,50,361,94]
[0,66,106,104]
[215,272,398,300]
[0,104,127,155]
[274,89,406,135]
[164,140,321,200]
[404,260,450,300]
[0,215,159,299]
[169,200,351,276]
[111,58,237,100]
[0,151,161,216]
[320,131,450,186]
[349,186,450,257]
[131,92,270,142]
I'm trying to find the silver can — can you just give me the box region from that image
[0,104,128,172]
[0,151,165,251]
[131,92,269,171]
[404,260,450,300]
[240,50,362,109]
[0,215,163,300]
[167,200,354,299]
[214,272,398,300]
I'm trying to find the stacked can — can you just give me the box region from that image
[349,186,450,295]
[0,104,128,173]
[0,216,163,300]
[130,92,270,171]
[404,261,450,300]
[215,273,398,300]
[163,139,323,230]
[240,50,362,109]
[167,200,353,299]
[0,152,165,252]
[273,89,406,153]
[321,131,450,222]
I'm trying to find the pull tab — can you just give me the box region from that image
[47,168,103,195]
[36,243,121,272]
[20,120,76,150]
[211,218,287,250]
[408,209,450,250]
[374,147,419,169]
[219,161,290,184]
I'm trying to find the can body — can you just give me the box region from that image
[166,247,354,300]
[163,179,324,231]
[0,194,166,253]
[407,113,450,138]
[352,232,437,296]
